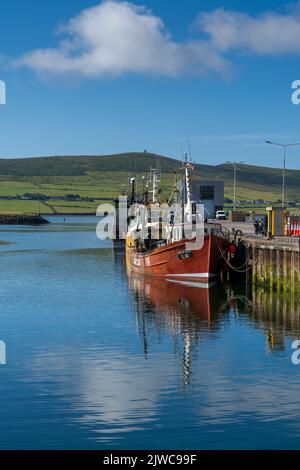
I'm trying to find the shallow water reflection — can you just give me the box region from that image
[0,218,299,449]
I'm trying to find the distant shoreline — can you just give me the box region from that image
[0,214,49,225]
[42,212,97,216]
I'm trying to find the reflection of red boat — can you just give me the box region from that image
[129,274,227,384]
[129,274,225,321]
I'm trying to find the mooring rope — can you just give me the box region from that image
[215,230,260,273]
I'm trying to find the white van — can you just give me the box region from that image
[215,210,227,220]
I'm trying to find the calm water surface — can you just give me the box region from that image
[0,215,299,449]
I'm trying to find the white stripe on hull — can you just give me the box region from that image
[166,273,216,278]
[166,279,217,288]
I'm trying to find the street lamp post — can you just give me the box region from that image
[226,161,244,211]
[265,140,300,209]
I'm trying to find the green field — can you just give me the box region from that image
[0,199,103,215]
[0,153,299,214]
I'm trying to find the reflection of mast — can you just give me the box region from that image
[128,275,226,387]
[182,331,192,386]
[133,289,149,359]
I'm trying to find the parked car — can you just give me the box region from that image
[215,210,227,220]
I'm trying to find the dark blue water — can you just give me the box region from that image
[0,215,299,450]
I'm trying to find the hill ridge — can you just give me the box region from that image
[0,152,298,203]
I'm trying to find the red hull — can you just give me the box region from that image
[126,233,228,284]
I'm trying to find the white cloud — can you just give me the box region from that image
[15,0,230,79]
[15,1,300,80]
[198,6,300,55]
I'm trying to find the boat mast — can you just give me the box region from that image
[130,177,136,205]
[144,181,149,206]
[151,169,159,203]
[184,152,193,219]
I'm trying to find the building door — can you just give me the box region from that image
[199,186,215,218]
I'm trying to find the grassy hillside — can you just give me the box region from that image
[0,152,299,214]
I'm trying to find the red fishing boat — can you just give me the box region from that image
[127,230,228,284]
[126,156,229,285]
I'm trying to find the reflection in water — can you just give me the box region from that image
[21,249,300,449]
[0,221,300,449]
[251,289,300,352]
[129,275,228,385]
[128,271,300,383]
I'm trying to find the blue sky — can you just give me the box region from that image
[1,0,300,168]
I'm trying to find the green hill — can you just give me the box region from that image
[0,152,299,214]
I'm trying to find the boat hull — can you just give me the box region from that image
[126,232,228,285]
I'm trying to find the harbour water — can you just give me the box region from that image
[0,216,299,449]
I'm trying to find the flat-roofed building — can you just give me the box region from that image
[179,180,224,218]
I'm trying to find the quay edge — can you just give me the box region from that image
[240,236,300,293]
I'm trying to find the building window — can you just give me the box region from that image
[200,186,214,200]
